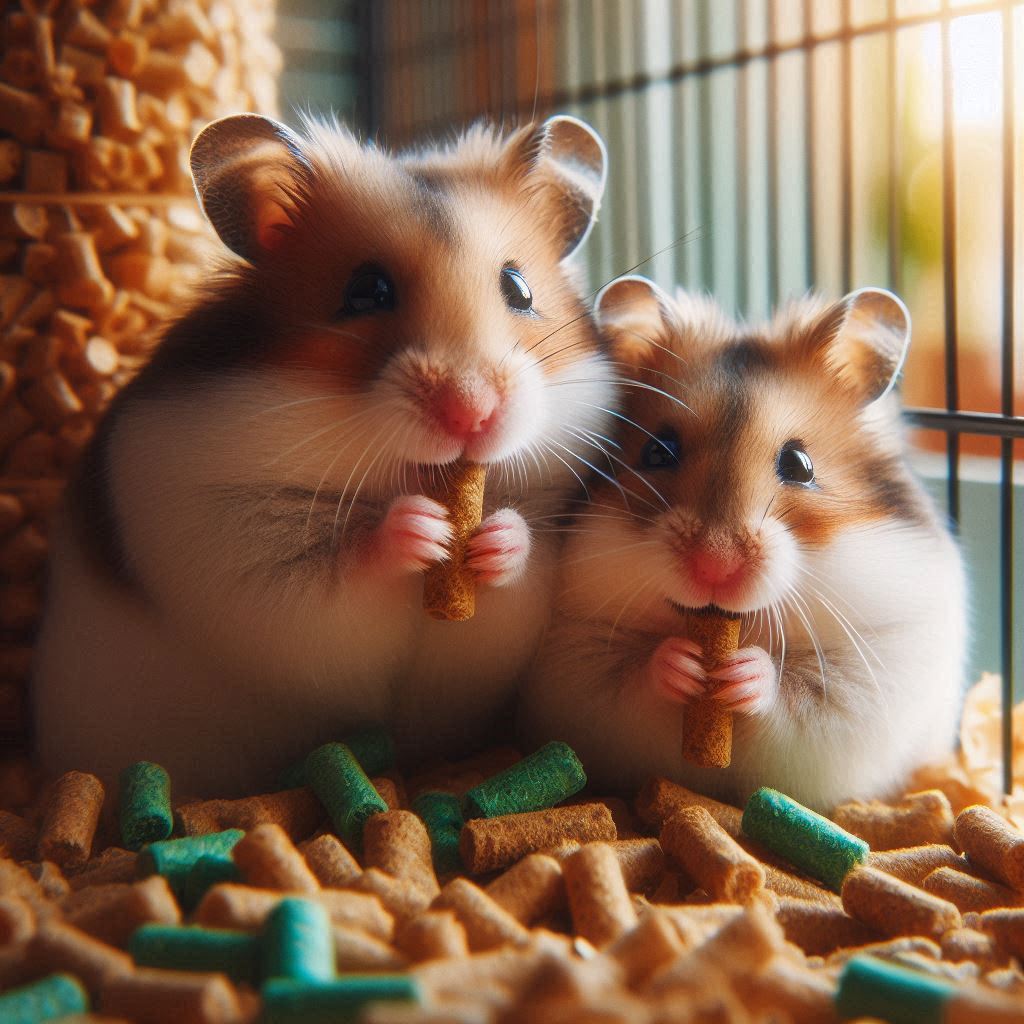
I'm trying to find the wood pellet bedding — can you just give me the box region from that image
[2,733,1024,1023]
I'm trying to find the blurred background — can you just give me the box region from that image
[274,0,1021,704]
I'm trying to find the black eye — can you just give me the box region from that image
[342,268,395,315]
[777,440,815,485]
[500,267,533,312]
[641,430,681,470]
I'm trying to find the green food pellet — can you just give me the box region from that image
[137,829,244,899]
[0,973,89,1023]
[305,743,388,845]
[118,761,173,851]
[836,955,951,1024]
[741,787,869,892]
[411,791,464,874]
[342,726,395,776]
[130,924,260,985]
[464,741,587,819]
[262,976,419,1024]
[180,853,240,911]
[263,897,335,983]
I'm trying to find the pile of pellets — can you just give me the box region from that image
[2,735,1024,1023]
[0,0,280,749]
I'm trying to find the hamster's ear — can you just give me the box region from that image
[595,276,671,366]
[506,115,607,259]
[190,114,311,262]
[807,287,911,403]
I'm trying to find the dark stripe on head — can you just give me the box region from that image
[714,337,772,441]
[408,171,457,247]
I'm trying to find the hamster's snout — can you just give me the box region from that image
[687,543,748,589]
[433,377,499,440]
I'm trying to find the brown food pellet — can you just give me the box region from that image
[867,843,976,886]
[922,865,1024,913]
[0,894,34,945]
[681,612,741,768]
[485,852,565,925]
[971,907,1024,960]
[774,896,878,956]
[332,923,407,972]
[100,967,244,1024]
[422,460,486,621]
[27,920,133,995]
[608,908,684,987]
[841,864,963,939]
[0,809,36,860]
[941,926,1008,969]
[348,866,434,922]
[562,842,638,948]
[363,810,440,899]
[954,804,1024,891]
[635,776,744,836]
[174,787,323,841]
[460,803,617,874]
[67,848,138,890]
[661,805,766,903]
[36,770,104,868]
[833,789,956,850]
[434,877,533,951]
[299,832,362,888]
[396,909,469,962]
[62,875,181,948]
[231,822,320,893]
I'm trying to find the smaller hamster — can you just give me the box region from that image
[521,277,967,812]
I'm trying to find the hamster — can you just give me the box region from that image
[521,276,967,812]
[32,113,616,796]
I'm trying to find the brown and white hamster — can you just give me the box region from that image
[32,113,616,795]
[521,276,967,811]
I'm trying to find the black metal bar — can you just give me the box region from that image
[840,0,852,294]
[765,0,779,307]
[803,0,816,289]
[1000,4,1016,796]
[886,0,901,293]
[940,2,961,527]
[736,0,750,315]
[904,409,1024,440]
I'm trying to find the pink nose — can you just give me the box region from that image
[689,546,745,587]
[435,381,499,439]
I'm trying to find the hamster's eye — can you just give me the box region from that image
[641,430,681,470]
[777,440,815,485]
[342,268,396,316]
[500,267,533,312]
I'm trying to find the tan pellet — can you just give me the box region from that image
[396,910,469,962]
[661,805,765,903]
[231,822,320,894]
[36,770,104,869]
[333,924,406,972]
[732,956,837,1024]
[28,921,133,995]
[868,843,976,886]
[774,896,878,956]
[299,833,362,888]
[363,810,440,899]
[972,907,1024,960]
[100,967,243,1024]
[460,803,616,874]
[485,853,565,925]
[562,843,638,948]
[0,895,34,945]
[608,908,684,987]
[348,867,433,922]
[175,788,323,841]
[955,805,1024,891]
[634,776,744,836]
[194,883,393,941]
[841,864,962,939]
[67,848,138,890]
[434,877,533,952]
[0,809,36,860]
[923,866,1023,913]
[63,875,181,947]
[941,927,1008,969]
[833,789,955,850]
[760,862,841,906]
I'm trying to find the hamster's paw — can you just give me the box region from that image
[372,495,453,574]
[708,647,778,715]
[466,508,531,587]
[647,636,707,703]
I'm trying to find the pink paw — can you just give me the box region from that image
[646,636,707,704]
[373,495,452,574]
[708,647,778,715]
[465,508,531,586]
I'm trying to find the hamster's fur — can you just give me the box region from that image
[521,277,967,811]
[33,114,616,795]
